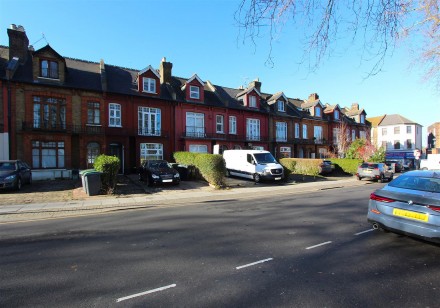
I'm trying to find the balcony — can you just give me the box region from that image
[138,128,169,138]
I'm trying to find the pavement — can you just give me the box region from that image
[0,174,369,223]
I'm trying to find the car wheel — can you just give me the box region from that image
[253,173,261,183]
[378,174,384,183]
[15,178,22,190]
[388,175,393,182]
[357,176,362,181]
[146,176,153,187]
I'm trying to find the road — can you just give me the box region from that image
[1,183,440,307]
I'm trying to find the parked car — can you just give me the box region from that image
[138,160,180,186]
[367,170,440,242]
[319,160,335,175]
[356,162,393,182]
[385,160,403,173]
[0,160,32,190]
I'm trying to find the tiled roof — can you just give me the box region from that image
[366,115,386,127]
[379,114,420,126]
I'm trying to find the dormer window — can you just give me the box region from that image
[360,114,365,124]
[249,95,257,108]
[315,106,321,117]
[143,77,156,93]
[334,110,340,120]
[277,100,285,112]
[190,86,200,99]
[40,59,59,79]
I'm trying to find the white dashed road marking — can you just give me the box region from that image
[354,229,375,235]
[116,284,177,303]
[306,241,332,250]
[236,258,274,270]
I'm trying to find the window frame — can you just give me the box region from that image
[216,115,225,133]
[315,106,321,117]
[249,95,257,108]
[189,86,200,99]
[276,122,287,142]
[109,103,122,127]
[33,96,66,129]
[40,59,59,79]
[140,143,163,163]
[138,106,161,136]
[32,141,65,169]
[229,116,237,134]
[87,101,101,125]
[277,100,285,112]
[143,77,156,94]
[302,124,308,139]
[246,118,260,141]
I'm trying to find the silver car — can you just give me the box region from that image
[356,162,393,182]
[367,170,440,242]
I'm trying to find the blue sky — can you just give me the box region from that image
[1,0,438,146]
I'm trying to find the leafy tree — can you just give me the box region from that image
[235,0,440,87]
[346,138,385,162]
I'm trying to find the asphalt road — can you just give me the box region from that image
[1,184,440,307]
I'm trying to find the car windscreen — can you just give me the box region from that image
[0,162,15,171]
[388,175,440,193]
[253,153,277,164]
[360,163,377,168]
[148,161,169,169]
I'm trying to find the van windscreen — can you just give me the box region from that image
[253,153,277,164]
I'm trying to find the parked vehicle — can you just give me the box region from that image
[223,150,284,183]
[319,160,335,174]
[356,162,393,182]
[0,160,32,190]
[138,160,180,186]
[367,170,440,242]
[420,154,440,170]
[385,160,403,173]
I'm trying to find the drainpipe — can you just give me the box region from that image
[7,79,12,160]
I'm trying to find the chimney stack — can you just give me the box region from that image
[159,57,173,84]
[351,103,359,110]
[250,78,261,93]
[7,24,29,64]
[308,93,319,102]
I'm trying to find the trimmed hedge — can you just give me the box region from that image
[280,158,321,177]
[173,151,226,188]
[328,158,363,175]
[94,154,120,193]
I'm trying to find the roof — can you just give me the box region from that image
[366,115,386,127]
[379,114,421,126]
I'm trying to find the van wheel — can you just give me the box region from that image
[225,169,231,177]
[253,173,261,183]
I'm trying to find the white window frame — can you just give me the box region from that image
[216,115,224,133]
[190,86,200,99]
[277,100,285,112]
[186,112,205,137]
[140,143,163,163]
[229,116,237,134]
[138,107,161,136]
[246,118,260,141]
[302,124,308,139]
[143,77,156,93]
[249,95,257,108]
[295,123,300,138]
[109,103,122,127]
[189,144,208,153]
[276,122,287,142]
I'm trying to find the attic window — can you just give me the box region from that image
[249,95,257,108]
[40,59,59,79]
[190,86,200,99]
[334,110,340,120]
[143,77,156,93]
[360,114,365,124]
[277,100,285,112]
[315,106,321,117]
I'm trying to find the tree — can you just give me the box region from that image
[235,0,440,87]
[346,138,385,162]
[334,120,351,157]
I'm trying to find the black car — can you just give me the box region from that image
[0,160,32,190]
[139,160,180,186]
[385,160,403,173]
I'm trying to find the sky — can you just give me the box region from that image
[1,0,438,146]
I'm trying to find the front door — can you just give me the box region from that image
[109,143,123,174]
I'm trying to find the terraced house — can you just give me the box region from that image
[0,25,370,178]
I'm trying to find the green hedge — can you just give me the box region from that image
[328,158,363,175]
[280,158,321,177]
[94,154,120,194]
[173,151,225,188]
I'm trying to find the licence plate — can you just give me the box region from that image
[163,179,173,183]
[275,177,281,180]
[393,208,429,222]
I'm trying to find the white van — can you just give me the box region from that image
[223,150,284,182]
[420,154,440,170]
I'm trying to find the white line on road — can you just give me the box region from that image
[354,229,375,235]
[116,284,176,303]
[306,241,332,250]
[236,258,273,270]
